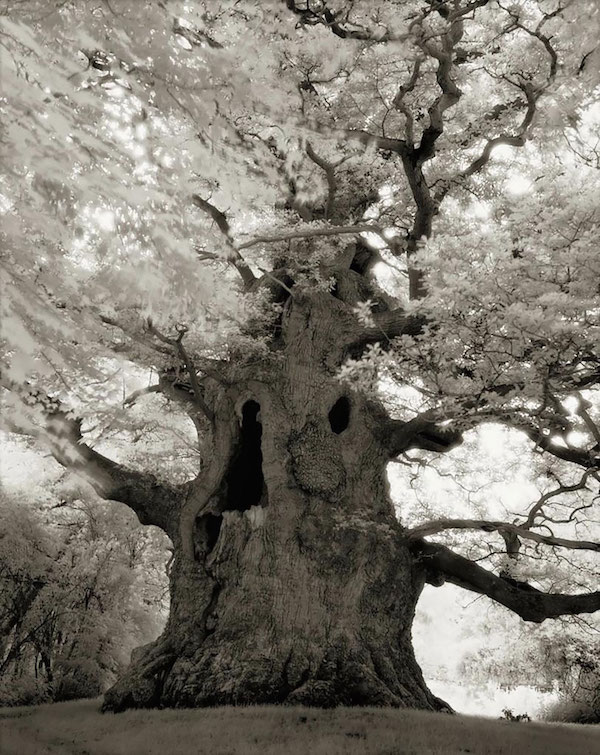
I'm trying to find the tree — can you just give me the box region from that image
[1,0,599,711]
[0,482,169,705]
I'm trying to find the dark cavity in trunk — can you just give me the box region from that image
[226,400,265,511]
[328,396,350,434]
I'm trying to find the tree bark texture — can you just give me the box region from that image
[103,293,448,712]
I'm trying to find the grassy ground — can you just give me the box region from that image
[1,699,598,755]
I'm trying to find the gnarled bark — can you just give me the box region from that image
[102,293,449,712]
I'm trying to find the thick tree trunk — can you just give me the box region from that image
[103,293,448,712]
[103,501,443,711]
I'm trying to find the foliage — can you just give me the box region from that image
[500,708,531,722]
[0,676,52,708]
[0,486,169,705]
[455,589,600,720]
[544,694,600,725]
[2,2,599,427]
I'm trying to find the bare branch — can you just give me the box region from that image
[413,24,463,163]
[434,2,565,202]
[395,11,466,299]
[448,1,491,20]
[391,57,423,147]
[99,314,173,357]
[406,518,600,553]
[146,319,215,422]
[524,467,598,529]
[236,222,388,251]
[173,19,222,50]
[307,119,408,154]
[522,423,600,469]
[305,141,337,219]
[435,82,537,202]
[347,308,427,349]
[379,411,463,457]
[283,0,408,42]
[123,384,161,407]
[99,315,226,385]
[412,540,600,622]
[191,194,256,288]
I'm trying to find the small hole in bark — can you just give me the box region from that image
[225,400,266,511]
[193,513,223,558]
[205,513,223,552]
[328,396,350,434]
[349,242,373,274]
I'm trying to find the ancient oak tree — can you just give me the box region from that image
[1,0,599,711]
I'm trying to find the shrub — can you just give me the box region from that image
[499,708,531,722]
[0,676,52,707]
[543,696,600,725]
[53,661,103,702]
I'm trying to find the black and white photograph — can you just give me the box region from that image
[1,1,599,753]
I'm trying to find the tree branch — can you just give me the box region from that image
[283,0,407,42]
[524,467,598,529]
[173,19,222,50]
[520,422,600,469]
[406,518,600,553]
[413,23,463,163]
[395,13,465,299]
[305,141,337,219]
[146,318,215,422]
[412,540,600,622]
[435,82,538,203]
[1,385,181,536]
[236,222,388,251]
[347,308,427,348]
[123,384,161,407]
[379,412,463,456]
[192,194,256,288]
[342,128,408,155]
[391,57,423,148]
[434,3,564,203]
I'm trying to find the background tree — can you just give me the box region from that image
[0,479,169,706]
[458,606,600,722]
[1,0,599,711]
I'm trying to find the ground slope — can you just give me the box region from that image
[1,699,599,754]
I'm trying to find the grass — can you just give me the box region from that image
[1,699,599,755]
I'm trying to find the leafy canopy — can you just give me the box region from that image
[1,1,599,605]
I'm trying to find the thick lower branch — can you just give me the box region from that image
[3,384,182,536]
[519,422,600,469]
[412,540,600,623]
[47,412,182,535]
[381,414,463,457]
[347,308,427,349]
